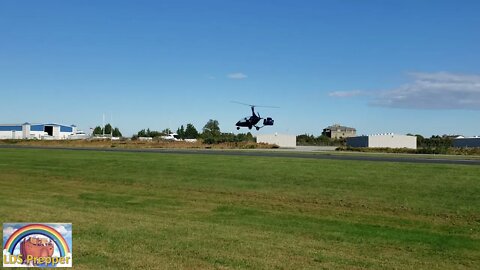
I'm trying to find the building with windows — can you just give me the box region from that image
[322,124,356,139]
[0,123,80,140]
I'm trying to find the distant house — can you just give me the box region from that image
[322,124,356,139]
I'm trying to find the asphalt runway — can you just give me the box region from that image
[1,145,480,166]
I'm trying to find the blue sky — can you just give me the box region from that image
[1,0,479,136]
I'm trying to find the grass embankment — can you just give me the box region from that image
[0,149,479,269]
[0,139,276,149]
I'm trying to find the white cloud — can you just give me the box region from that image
[3,226,16,237]
[329,72,480,110]
[227,72,248,80]
[328,90,367,98]
[52,225,71,236]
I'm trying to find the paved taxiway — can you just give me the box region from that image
[1,145,480,166]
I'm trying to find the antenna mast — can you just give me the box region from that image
[102,113,105,136]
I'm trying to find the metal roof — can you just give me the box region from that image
[0,123,75,127]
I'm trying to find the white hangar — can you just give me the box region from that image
[0,123,79,140]
[256,133,296,148]
[347,134,417,149]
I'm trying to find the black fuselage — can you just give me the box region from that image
[236,115,261,128]
[236,107,261,129]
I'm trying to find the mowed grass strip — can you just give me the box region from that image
[0,148,479,269]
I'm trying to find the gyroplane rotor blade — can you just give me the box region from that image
[230,101,280,109]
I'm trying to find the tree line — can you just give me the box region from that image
[133,119,255,143]
[408,134,455,150]
[136,123,200,139]
[296,134,345,146]
[92,123,122,137]
[297,133,458,149]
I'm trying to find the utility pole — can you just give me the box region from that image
[102,113,105,137]
[110,112,113,140]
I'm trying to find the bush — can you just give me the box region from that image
[203,137,216,144]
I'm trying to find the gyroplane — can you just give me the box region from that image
[233,101,278,130]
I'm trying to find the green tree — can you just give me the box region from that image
[236,132,254,142]
[414,134,424,148]
[93,126,103,135]
[137,128,163,138]
[176,125,185,139]
[113,127,122,137]
[104,124,112,135]
[149,131,162,137]
[318,135,332,145]
[137,129,147,137]
[202,119,220,138]
[219,132,236,143]
[202,119,221,144]
[184,123,199,139]
[296,134,316,145]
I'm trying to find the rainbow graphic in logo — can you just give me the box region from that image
[3,223,72,268]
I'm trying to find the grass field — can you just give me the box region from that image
[0,139,276,150]
[1,149,479,269]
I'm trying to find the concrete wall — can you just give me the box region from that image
[368,134,417,149]
[0,130,22,139]
[453,138,480,148]
[22,123,30,138]
[347,134,417,149]
[29,131,48,139]
[256,134,296,148]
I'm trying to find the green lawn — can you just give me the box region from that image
[1,148,479,269]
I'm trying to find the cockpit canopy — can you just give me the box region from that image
[238,117,249,122]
